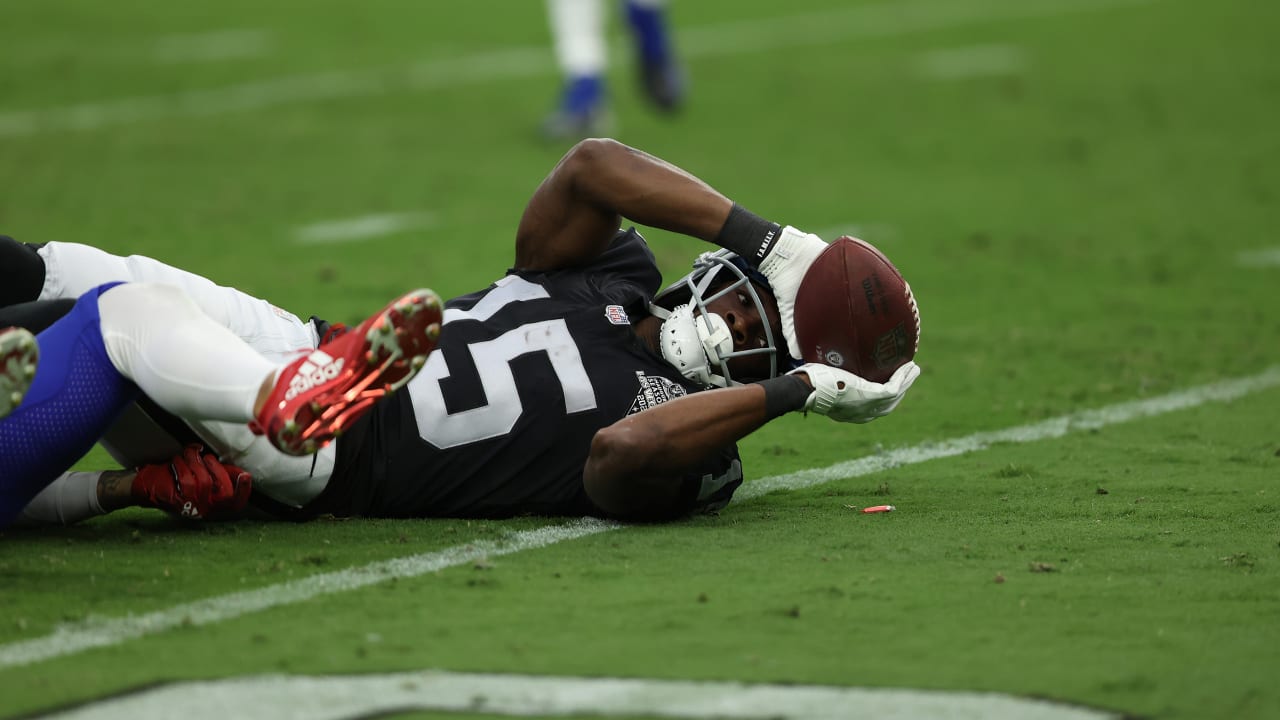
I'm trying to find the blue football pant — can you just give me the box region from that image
[0,283,138,527]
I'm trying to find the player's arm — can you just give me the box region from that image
[18,446,252,525]
[583,361,921,521]
[515,139,828,361]
[583,383,780,521]
[13,471,128,527]
[515,138,734,271]
[583,373,815,521]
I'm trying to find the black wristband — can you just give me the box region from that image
[715,204,782,268]
[759,374,813,420]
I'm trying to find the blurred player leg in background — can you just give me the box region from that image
[542,0,683,140]
[626,0,683,112]
[544,0,610,139]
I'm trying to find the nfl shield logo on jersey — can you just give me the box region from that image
[604,305,630,325]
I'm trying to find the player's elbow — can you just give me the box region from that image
[583,425,684,521]
[562,138,627,180]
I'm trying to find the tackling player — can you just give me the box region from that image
[0,138,920,525]
[0,281,442,528]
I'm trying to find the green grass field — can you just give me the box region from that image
[2,0,1278,717]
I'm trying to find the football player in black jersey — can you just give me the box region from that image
[1,139,920,524]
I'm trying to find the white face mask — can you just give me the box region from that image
[652,302,734,388]
[651,249,782,386]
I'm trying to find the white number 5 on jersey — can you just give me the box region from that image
[411,276,599,449]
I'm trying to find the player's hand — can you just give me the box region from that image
[790,361,921,424]
[757,226,827,361]
[132,444,252,520]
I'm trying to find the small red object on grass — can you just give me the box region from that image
[861,505,895,514]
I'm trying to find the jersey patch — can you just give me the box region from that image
[604,304,630,325]
[628,371,687,415]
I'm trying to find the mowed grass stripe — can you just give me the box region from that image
[0,520,620,670]
[2,365,1276,671]
[0,0,1156,137]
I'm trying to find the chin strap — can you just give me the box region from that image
[651,302,734,387]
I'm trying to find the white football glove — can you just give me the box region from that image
[757,225,827,361]
[789,361,921,424]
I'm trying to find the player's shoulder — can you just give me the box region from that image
[500,227,661,309]
[587,227,663,299]
[607,226,654,255]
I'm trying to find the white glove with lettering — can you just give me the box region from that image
[789,361,921,424]
[757,226,827,361]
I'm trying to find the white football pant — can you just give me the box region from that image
[38,242,336,507]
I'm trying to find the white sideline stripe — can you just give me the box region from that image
[1236,247,1280,268]
[38,670,1119,720]
[738,365,1280,501]
[1,365,1277,672]
[915,44,1025,79]
[293,211,436,245]
[0,0,1155,137]
[152,29,271,64]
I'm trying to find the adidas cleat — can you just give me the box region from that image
[0,327,38,420]
[251,289,443,456]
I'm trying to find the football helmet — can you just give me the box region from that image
[650,249,790,387]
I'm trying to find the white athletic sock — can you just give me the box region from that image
[546,0,607,76]
[18,472,106,526]
[98,283,276,423]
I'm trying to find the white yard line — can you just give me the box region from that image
[1,364,1276,671]
[37,670,1120,720]
[152,29,272,64]
[738,365,1280,500]
[915,44,1025,79]
[0,0,1155,137]
[293,211,436,245]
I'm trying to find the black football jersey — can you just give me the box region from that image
[308,229,742,519]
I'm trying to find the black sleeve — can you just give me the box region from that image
[0,298,76,334]
[505,227,664,316]
[583,228,664,309]
[0,236,48,307]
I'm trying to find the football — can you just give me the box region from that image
[792,236,920,384]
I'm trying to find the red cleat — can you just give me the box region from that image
[1,326,39,420]
[251,289,443,456]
